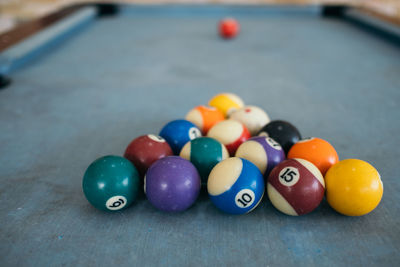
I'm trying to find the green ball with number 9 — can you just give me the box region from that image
[82,155,140,211]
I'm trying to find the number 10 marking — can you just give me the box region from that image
[235,189,255,208]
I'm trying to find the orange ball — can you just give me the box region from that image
[287,137,339,176]
[185,106,225,134]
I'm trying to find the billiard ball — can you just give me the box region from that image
[287,137,339,176]
[208,157,264,214]
[159,119,202,154]
[219,18,240,39]
[325,159,383,216]
[82,155,140,211]
[229,105,270,136]
[185,105,224,134]
[208,93,244,117]
[235,136,285,178]
[180,137,229,184]
[145,156,201,212]
[124,134,173,177]
[267,158,325,216]
[258,120,301,154]
[207,120,250,156]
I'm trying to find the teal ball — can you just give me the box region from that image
[82,155,140,211]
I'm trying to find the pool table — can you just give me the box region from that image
[0,4,399,266]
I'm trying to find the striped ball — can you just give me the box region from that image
[229,105,270,136]
[180,137,229,184]
[267,158,325,216]
[235,136,285,177]
[207,120,250,156]
[208,157,265,214]
[185,106,224,134]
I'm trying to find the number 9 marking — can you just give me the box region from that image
[106,196,127,211]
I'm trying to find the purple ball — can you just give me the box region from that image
[145,156,201,212]
[235,136,286,177]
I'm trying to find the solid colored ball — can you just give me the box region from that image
[288,137,339,176]
[208,157,265,214]
[82,155,140,211]
[124,134,173,177]
[208,93,244,117]
[159,119,202,154]
[235,136,285,178]
[180,137,229,184]
[258,120,301,154]
[145,156,201,212]
[325,159,383,216]
[219,18,240,39]
[207,120,250,156]
[267,158,325,216]
[185,105,225,134]
[229,105,270,136]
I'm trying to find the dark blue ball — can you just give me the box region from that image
[159,119,202,154]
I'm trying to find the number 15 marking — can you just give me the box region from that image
[278,167,300,186]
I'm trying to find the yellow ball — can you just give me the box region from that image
[325,159,383,216]
[208,93,244,117]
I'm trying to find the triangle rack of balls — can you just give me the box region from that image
[82,92,383,217]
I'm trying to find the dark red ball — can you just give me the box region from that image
[219,18,240,39]
[124,134,173,177]
[267,159,325,216]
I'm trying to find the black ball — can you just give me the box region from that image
[258,120,301,154]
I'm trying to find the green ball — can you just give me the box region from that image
[180,137,229,184]
[82,155,139,211]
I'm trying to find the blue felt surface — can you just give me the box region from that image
[0,5,399,266]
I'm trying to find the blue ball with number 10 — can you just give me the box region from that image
[207,157,265,214]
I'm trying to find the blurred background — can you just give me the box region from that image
[0,0,399,34]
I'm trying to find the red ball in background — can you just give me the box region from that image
[124,134,173,177]
[219,18,239,39]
